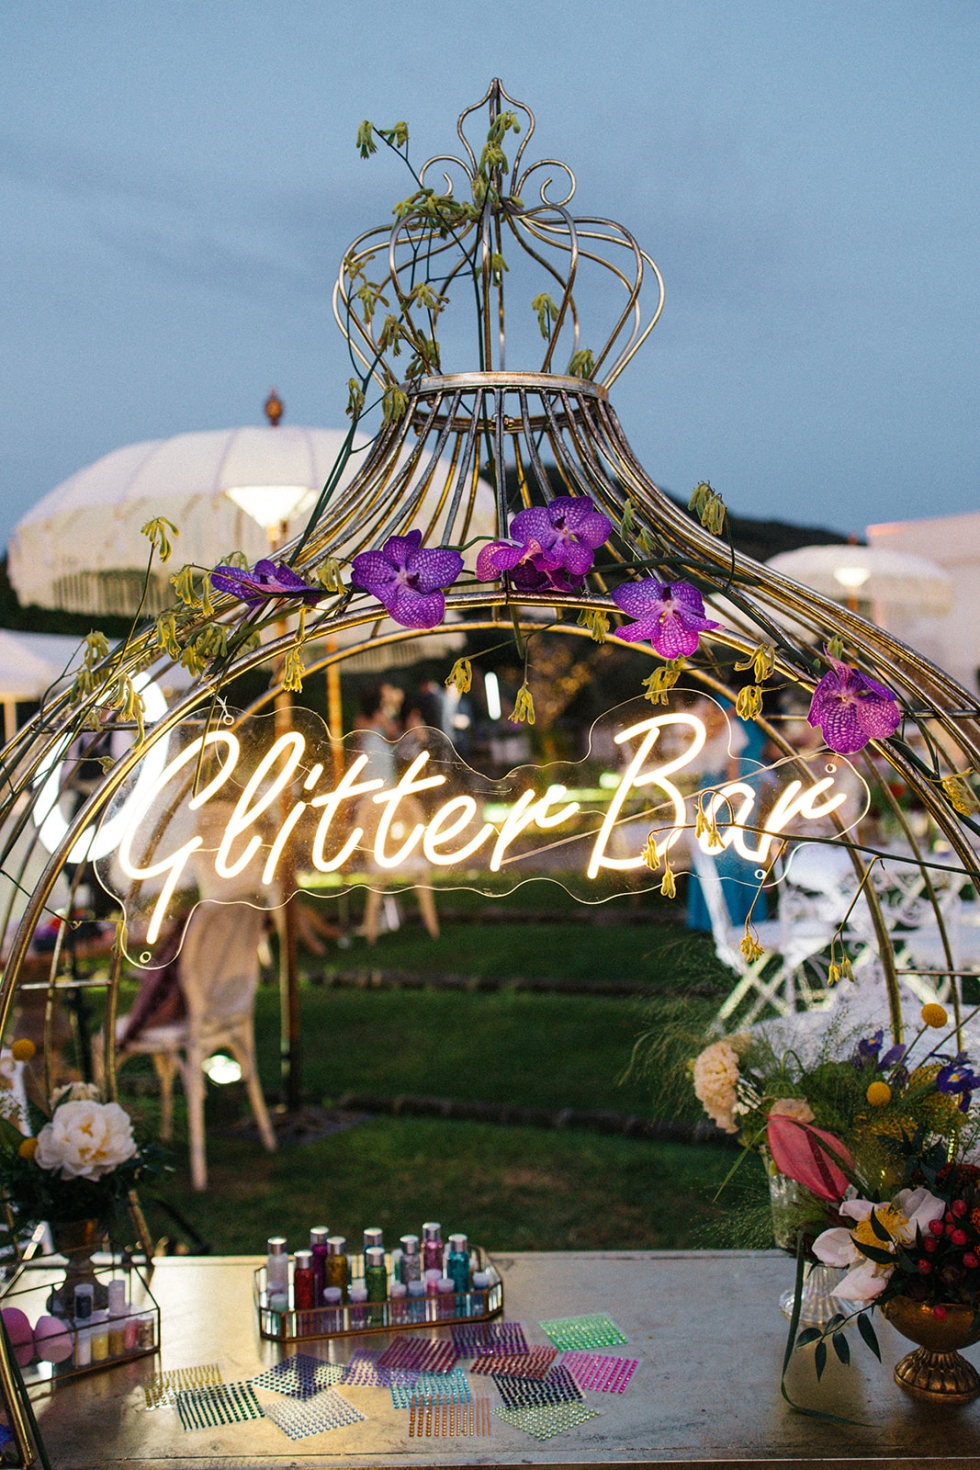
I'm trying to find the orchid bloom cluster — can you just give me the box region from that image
[205,495,727,668]
[476,497,612,594]
[208,509,901,751]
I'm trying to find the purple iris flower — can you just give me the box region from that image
[806,655,900,756]
[350,530,463,629]
[476,497,611,592]
[609,578,720,659]
[210,559,324,608]
[851,1029,883,1068]
[850,1030,906,1071]
[936,1053,980,1113]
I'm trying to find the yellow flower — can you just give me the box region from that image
[445,658,472,695]
[741,932,765,963]
[866,1081,892,1106]
[641,660,683,706]
[735,685,763,721]
[511,683,535,725]
[17,1137,38,1159]
[942,773,980,817]
[921,1003,948,1029]
[10,1039,35,1062]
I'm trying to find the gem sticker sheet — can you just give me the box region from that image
[376,1338,457,1373]
[492,1363,583,1409]
[262,1387,365,1441]
[494,1401,601,1440]
[143,1363,223,1409]
[340,1348,418,1388]
[251,1353,346,1397]
[562,1351,639,1393]
[539,1313,628,1350]
[470,1346,558,1379]
[173,1382,264,1432]
[408,1394,493,1437]
[454,1321,529,1355]
[390,1367,472,1409]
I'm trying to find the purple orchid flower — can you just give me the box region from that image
[937,1053,980,1113]
[210,559,324,608]
[610,578,721,659]
[476,496,611,592]
[350,530,463,630]
[806,655,901,755]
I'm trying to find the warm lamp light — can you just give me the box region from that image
[224,484,315,534]
[833,566,872,590]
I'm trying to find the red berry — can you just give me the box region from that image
[946,1211,956,1224]
[918,1259,933,1274]
[964,1253,979,1269]
[923,1237,938,1253]
[933,1305,948,1321]
[946,1224,957,1236]
[952,1229,968,1247]
[929,1219,944,1236]
[953,1200,968,1218]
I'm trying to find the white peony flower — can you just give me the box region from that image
[34,1100,137,1180]
[812,1188,946,1302]
[692,1040,741,1133]
[769,1097,815,1125]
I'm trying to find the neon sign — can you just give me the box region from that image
[94,694,868,963]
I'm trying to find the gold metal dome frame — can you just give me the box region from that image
[2,76,980,1460]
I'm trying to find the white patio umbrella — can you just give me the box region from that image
[8,424,372,617]
[766,544,954,615]
[0,630,87,741]
[9,414,497,619]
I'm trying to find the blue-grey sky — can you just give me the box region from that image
[3,1,979,554]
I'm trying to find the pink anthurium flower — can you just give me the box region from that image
[766,1112,853,1204]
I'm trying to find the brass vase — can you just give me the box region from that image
[883,1297,980,1404]
[47,1218,106,1316]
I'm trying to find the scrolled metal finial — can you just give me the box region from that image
[333,80,664,393]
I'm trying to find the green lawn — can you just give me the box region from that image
[135,1115,769,1257]
[111,915,759,1256]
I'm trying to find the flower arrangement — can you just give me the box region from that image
[0,1046,163,1239]
[690,1004,980,1380]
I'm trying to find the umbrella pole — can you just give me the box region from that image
[270,511,301,1113]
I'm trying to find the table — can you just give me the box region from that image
[28,1250,980,1467]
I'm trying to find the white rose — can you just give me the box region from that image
[34,1100,137,1180]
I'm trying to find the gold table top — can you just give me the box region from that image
[28,1250,980,1468]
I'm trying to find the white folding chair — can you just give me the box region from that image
[705,848,845,1029]
[115,902,276,1190]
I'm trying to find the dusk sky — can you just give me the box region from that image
[3,2,979,556]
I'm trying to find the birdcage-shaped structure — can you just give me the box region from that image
[3,89,980,1445]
